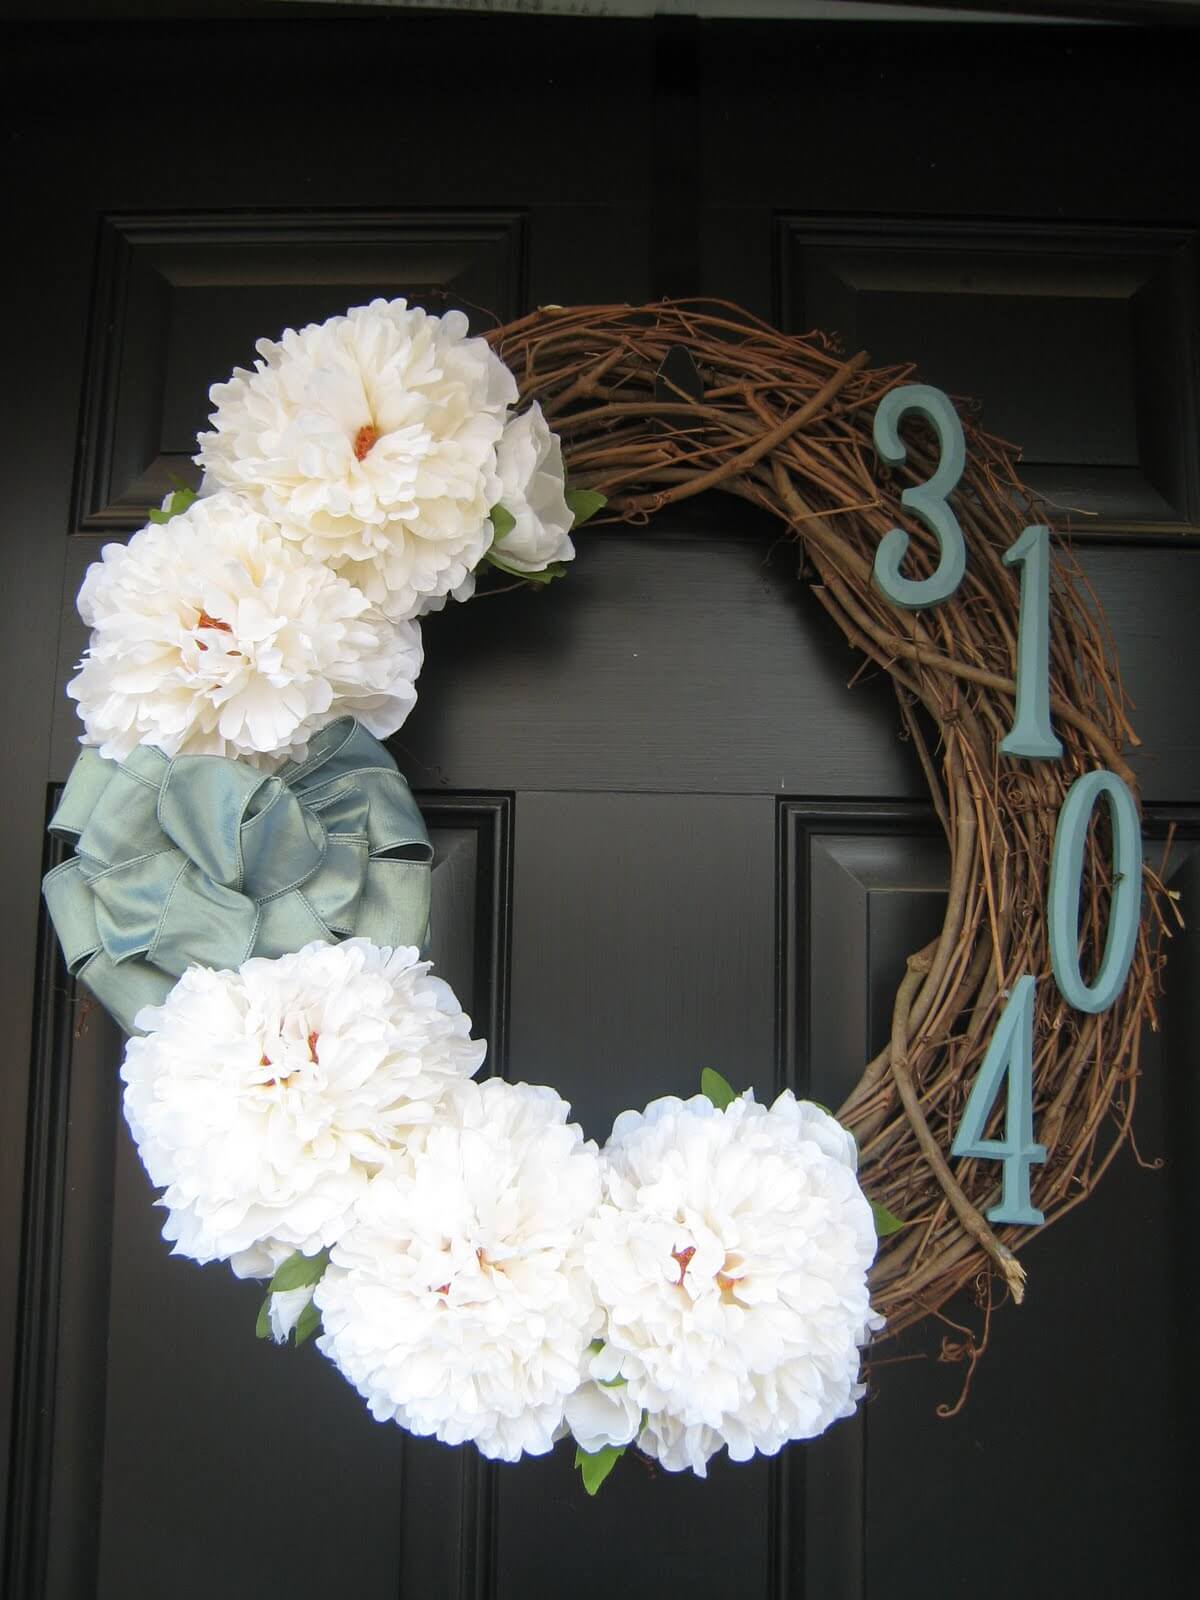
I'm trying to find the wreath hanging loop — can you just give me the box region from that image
[488,298,1170,1334]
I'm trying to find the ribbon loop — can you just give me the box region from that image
[157,755,275,889]
[43,718,432,1036]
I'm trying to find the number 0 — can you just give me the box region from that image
[1048,769,1142,1014]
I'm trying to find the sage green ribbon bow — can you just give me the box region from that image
[42,718,433,1036]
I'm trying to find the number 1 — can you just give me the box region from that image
[1000,525,1063,760]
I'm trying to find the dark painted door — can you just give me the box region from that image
[2,14,1197,1600]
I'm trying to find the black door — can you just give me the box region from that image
[2,12,1197,1599]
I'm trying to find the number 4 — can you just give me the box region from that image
[950,975,1046,1226]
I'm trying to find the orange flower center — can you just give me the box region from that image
[353,424,380,461]
[194,609,232,653]
[258,1032,318,1089]
[671,1245,696,1284]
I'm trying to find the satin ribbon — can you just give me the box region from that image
[43,718,432,1035]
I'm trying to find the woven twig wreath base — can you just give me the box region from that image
[487,299,1171,1340]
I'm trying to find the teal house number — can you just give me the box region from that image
[1000,524,1063,760]
[1049,769,1142,1014]
[871,386,1143,1228]
[871,384,968,609]
[950,976,1046,1227]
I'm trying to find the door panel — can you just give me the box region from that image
[10,828,121,1600]
[784,810,950,1103]
[4,14,1197,1600]
[778,218,1199,532]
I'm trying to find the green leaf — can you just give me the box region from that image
[255,1293,272,1341]
[870,1201,905,1238]
[574,1443,624,1496]
[700,1067,738,1110]
[292,1299,322,1347]
[147,485,198,525]
[268,1247,330,1294]
[565,486,606,528]
[488,502,516,544]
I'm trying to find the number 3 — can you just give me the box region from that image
[872,384,968,610]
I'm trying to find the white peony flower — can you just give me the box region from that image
[121,939,486,1268]
[412,569,477,618]
[315,1077,602,1462]
[69,491,423,765]
[266,1284,316,1344]
[584,1091,881,1477]
[195,299,519,621]
[637,1412,724,1477]
[562,1375,642,1456]
[228,1239,293,1281]
[490,402,575,574]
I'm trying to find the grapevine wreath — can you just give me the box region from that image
[43,298,1171,1492]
